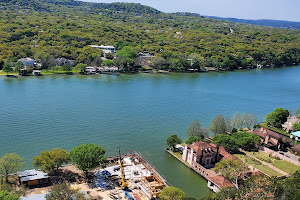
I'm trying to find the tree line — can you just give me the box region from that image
[0,0,299,72]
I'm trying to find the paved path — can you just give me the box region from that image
[240,149,288,176]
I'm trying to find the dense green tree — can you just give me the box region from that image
[159,186,186,200]
[2,63,12,75]
[116,46,137,71]
[212,134,238,152]
[62,64,72,73]
[186,120,209,138]
[185,136,202,144]
[214,175,275,200]
[293,122,300,131]
[265,108,289,128]
[0,59,4,70]
[212,132,261,152]
[186,120,201,137]
[0,153,24,182]
[102,59,115,67]
[188,53,205,71]
[70,144,106,176]
[33,148,70,174]
[209,114,226,136]
[275,171,300,199]
[14,61,24,74]
[75,63,87,73]
[150,56,168,70]
[0,190,19,200]
[167,135,182,149]
[45,183,88,200]
[214,159,248,189]
[230,112,241,130]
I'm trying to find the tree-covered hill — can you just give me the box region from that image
[0,0,299,71]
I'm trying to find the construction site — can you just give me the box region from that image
[86,150,168,200]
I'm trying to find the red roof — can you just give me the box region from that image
[250,128,285,142]
[291,144,300,153]
[209,175,234,188]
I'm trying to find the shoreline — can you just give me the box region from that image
[1,64,300,77]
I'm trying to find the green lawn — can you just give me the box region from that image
[234,154,282,177]
[41,67,78,74]
[273,160,300,174]
[171,151,190,166]
[245,150,300,174]
[247,150,273,163]
[0,71,18,75]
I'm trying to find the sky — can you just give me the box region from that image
[81,0,300,22]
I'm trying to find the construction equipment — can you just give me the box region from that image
[118,147,129,189]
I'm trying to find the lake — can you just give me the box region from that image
[1,66,300,198]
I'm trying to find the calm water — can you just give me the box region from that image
[1,66,300,198]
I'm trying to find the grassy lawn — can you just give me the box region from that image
[170,151,190,166]
[245,150,300,174]
[273,160,300,174]
[41,67,78,75]
[234,154,282,177]
[246,150,273,163]
[0,71,18,75]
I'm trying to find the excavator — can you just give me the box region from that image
[118,147,129,189]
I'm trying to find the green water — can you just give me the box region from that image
[1,66,300,198]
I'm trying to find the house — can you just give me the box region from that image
[182,141,237,192]
[18,58,35,69]
[134,53,154,69]
[282,115,300,132]
[18,169,49,188]
[249,128,288,151]
[290,144,300,155]
[290,131,300,141]
[88,45,116,56]
[182,141,238,168]
[207,175,235,193]
[55,58,75,66]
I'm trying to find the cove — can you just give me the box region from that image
[1,66,300,198]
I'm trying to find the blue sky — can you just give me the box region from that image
[81,0,300,22]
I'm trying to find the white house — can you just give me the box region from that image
[88,45,116,54]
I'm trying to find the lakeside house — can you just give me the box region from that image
[134,52,155,69]
[18,58,35,69]
[249,128,288,151]
[88,45,116,58]
[282,115,300,132]
[18,169,49,188]
[182,141,237,192]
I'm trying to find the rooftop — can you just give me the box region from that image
[291,131,300,137]
[18,169,48,182]
[291,144,300,153]
[208,175,234,188]
[88,45,115,49]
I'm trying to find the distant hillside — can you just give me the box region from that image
[0,0,299,72]
[208,16,300,30]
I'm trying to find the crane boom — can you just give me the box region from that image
[118,147,128,189]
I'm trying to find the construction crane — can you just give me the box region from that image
[118,147,128,189]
